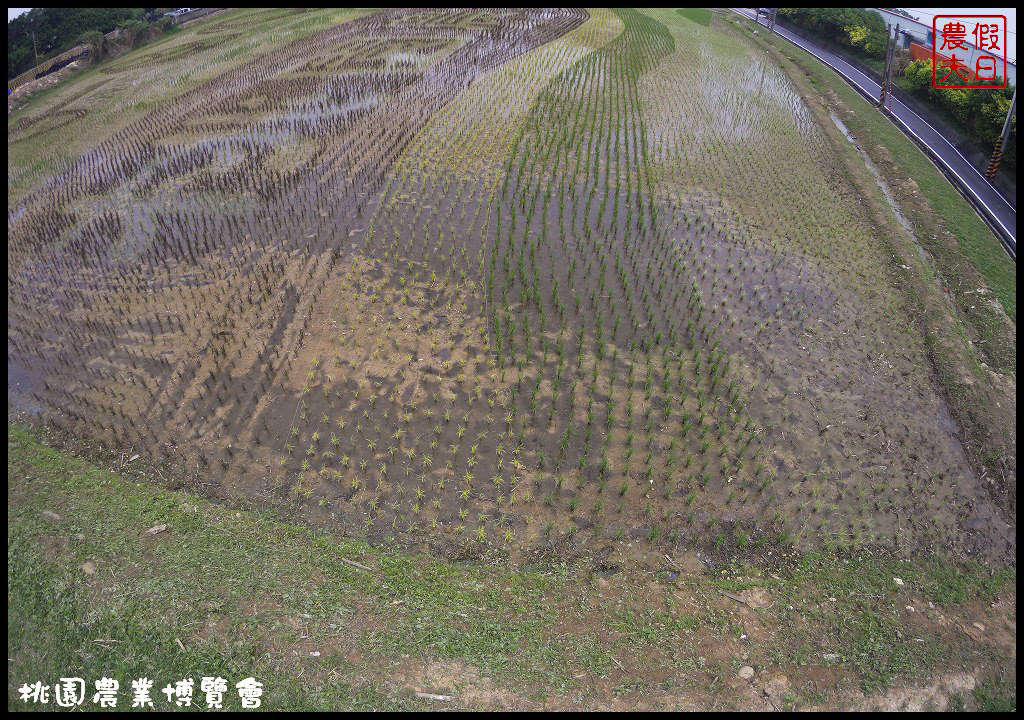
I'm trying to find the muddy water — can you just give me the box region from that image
[830,112,914,236]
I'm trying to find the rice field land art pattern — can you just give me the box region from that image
[7,8,1013,564]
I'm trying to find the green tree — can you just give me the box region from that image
[778,8,889,60]
[7,8,147,80]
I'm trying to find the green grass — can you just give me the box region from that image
[9,534,415,710]
[7,423,1015,709]
[788,552,1015,609]
[677,8,712,27]
[748,551,1014,693]
[973,674,1017,712]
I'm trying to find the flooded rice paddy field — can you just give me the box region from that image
[7,8,1013,563]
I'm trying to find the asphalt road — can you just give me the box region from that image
[733,8,1016,259]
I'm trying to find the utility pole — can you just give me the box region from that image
[876,25,892,110]
[889,25,900,111]
[879,24,900,111]
[985,88,1016,180]
[768,8,778,34]
[880,25,888,108]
